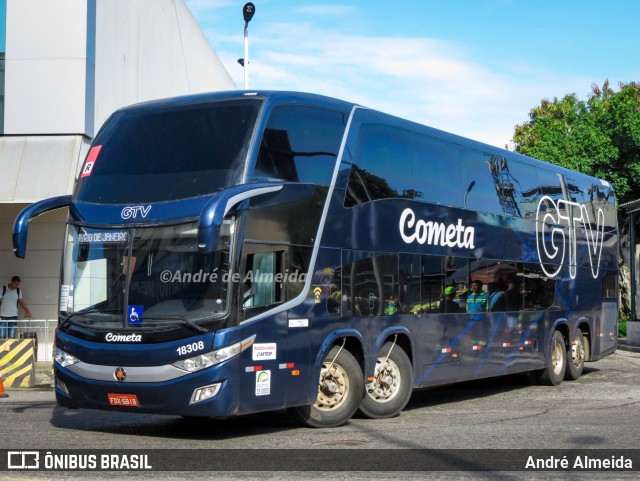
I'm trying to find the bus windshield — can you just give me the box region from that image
[60,221,234,330]
[74,98,262,203]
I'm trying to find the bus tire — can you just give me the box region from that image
[536,330,566,386]
[564,330,585,380]
[289,345,363,428]
[358,342,413,419]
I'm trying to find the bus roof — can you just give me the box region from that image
[114,90,611,189]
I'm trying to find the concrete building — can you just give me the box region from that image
[0,0,236,351]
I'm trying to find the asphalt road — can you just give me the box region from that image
[2,349,640,480]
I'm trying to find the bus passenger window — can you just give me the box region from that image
[602,272,617,299]
[254,105,345,185]
[340,253,398,316]
[522,263,556,310]
[417,255,444,313]
[399,254,420,314]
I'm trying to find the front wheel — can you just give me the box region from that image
[536,330,566,386]
[564,330,585,380]
[289,345,363,428]
[359,342,413,419]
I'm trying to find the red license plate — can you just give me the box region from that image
[108,393,139,407]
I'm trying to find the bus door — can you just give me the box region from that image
[237,241,315,411]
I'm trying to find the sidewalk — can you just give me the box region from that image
[33,360,54,389]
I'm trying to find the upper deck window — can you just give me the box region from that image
[253,104,346,185]
[75,99,262,203]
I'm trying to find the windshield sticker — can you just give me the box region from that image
[252,343,277,361]
[59,285,70,311]
[127,305,143,325]
[77,232,128,243]
[81,145,102,178]
[255,370,271,396]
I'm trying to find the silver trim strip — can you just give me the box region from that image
[224,186,283,218]
[67,362,190,383]
[242,105,364,325]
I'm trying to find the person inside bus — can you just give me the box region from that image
[488,280,507,312]
[466,279,488,313]
[504,277,521,312]
[439,286,460,313]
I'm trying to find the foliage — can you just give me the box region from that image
[619,318,627,338]
[513,81,640,206]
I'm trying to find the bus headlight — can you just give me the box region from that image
[172,335,255,373]
[54,347,80,368]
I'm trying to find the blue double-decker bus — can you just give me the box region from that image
[14,91,618,427]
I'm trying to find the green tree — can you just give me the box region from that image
[514,81,640,318]
[513,81,640,206]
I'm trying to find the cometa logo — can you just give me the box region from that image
[399,208,475,249]
[105,333,142,342]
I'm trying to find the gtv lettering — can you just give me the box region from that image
[536,195,605,279]
[121,205,152,219]
[399,208,475,249]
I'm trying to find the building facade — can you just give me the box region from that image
[0,0,235,325]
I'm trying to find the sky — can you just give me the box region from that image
[185,0,640,149]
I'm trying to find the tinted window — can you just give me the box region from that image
[505,160,539,219]
[412,134,463,207]
[254,105,345,185]
[461,154,539,218]
[459,149,504,215]
[522,263,556,309]
[602,271,617,299]
[345,124,464,207]
[340,253,398,316]
[399,254,421,314]
[347,124,417,203]
[566,174,617,231]
[75,99,262,203]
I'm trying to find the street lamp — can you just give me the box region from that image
[238,2,255,90]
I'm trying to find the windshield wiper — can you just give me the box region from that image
[139,316,208,334]
[60,308,122,330]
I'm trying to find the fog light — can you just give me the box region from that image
[190,383,221,404]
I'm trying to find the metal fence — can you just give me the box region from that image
[6,319,57,362]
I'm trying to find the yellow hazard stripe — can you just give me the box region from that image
[0,340,34,367]
[0,339,35,387]
[6,362,33,386]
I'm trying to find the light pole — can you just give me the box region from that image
[240,3,255,90]
[464,181,475,209]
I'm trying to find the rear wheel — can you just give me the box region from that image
[564,330,585,380]
[359,342,413,419]
[289,345,363,428]
[536,330,566,386]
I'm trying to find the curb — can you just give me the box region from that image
[617,342,640,353]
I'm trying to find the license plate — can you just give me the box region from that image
[108,393,139,407]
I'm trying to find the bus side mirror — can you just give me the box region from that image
[13,195,72,259]
[198,184,282,254]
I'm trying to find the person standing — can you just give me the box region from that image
[439,286,460,313]
[466,279,488,313]
[0,276,32,339]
